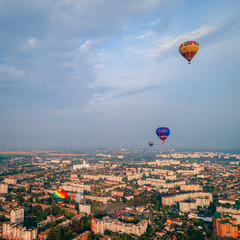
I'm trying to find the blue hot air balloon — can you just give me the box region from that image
[156,127,170,143]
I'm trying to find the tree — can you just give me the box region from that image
[183,227,205,240]
[33,205,43,216]
[139,224,155,239]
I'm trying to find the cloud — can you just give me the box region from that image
[135,31,154,40]
[125,47,144,58]
[0,65,24,82]
[0,0,168,109]
[152,25,218,60]
[84,84,163,113]
[79,39,103,51]
[152,15,240,61]
[118,85,162,97]
[0,0,239,149]
[23,38,38,49]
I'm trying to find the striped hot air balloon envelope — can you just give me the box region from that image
[179,41,199,64]
[53,189,68,205]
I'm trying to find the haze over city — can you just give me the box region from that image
[0,0,240,151]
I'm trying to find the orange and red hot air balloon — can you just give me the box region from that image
[179,41,199,64]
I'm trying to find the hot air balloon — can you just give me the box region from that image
[149,141,154,147]
[179,41,199,64]
[53,188,68,205]
[156,127,170,143]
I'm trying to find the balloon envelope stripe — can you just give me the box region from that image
[54,197,67,200]
[53,189,68,205]
[53,193,67,199]
[53,192,64,198]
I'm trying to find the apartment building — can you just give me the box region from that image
[91,217,148,236]
[84,195,111,204]
[10,208,24,224]
[213,212,238,239]
[4,178,17,185]
[82,174,123,182]
[217,205,240,224]
[2,223,37,240]
[61,182,92,192]
[162,192,212,207]
[180,184,203,192]
[79,204,91,215]
[0,183,8,194]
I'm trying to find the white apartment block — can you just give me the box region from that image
[84,195,111,204]
[179,196,212,212]
[79,204,91,214]
[177,170,197,176]
[4,178,17,185]
[76,192,84,204]
[61,182,91,192]
[179,201,197,212]
[91,217,148,236]
[180,184,203,192]
[10,208,24,224]
[216,206,240,224]
[188,212,212,222]
[138,179,165,187]
[141,168,168,175]
[218,199,235,205]
[0,183,8,194]
[138,179,185,189]
[127,173,147,181]
[73,161,90,170]
[162,192,213,207]
[2,222,37,240]
[156,160,180,166]
[165,175,177,181]
[101,183,126,193]
[82,174,123,182]
[51,159,60,163]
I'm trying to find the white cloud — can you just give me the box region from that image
[151,25,219,60]
[151,15,240,61]
[122,35,135,41]
[0,0,239,148]
[0,65,24,82]
[125,47,144,58]
[135,31,154,40]
[23,38,38,49]
[95,51,110,62]
[79,40,94,51]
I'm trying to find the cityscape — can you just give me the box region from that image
[0,148,240,239]
[0,0,240,240]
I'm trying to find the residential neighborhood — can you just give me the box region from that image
[0,149,240,239]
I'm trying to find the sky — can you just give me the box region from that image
[0,0,240,151]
